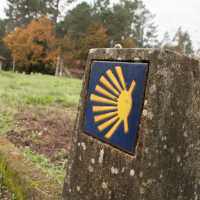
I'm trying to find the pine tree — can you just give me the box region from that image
[6,0,47,29]
[0,19,9,56]
[133,0,158,47]
[46,0,77,25]
[93,0,137,44]
[5,0,76,29]
[173,27,193,55]
[93,0,158,47]
[161,32,172,47]
[63,2,93,39]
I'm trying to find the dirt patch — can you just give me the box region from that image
[0,182,14,200]
[7,106,77,164]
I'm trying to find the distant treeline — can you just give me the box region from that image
[0,0,194,75]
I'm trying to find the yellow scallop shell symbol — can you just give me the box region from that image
[90,66,136,139]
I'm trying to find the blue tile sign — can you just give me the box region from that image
[84,61,149,154]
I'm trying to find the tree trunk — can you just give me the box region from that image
[59,58,63,76]
[64,66,72,78]
[55,56,60,76]
[12,58,16,72]
[52,0,60,25]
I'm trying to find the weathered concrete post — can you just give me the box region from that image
[63,48,200,200]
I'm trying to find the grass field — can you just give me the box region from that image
[0,71,82,184]
[0,71,82,135]
[0,71,81,108]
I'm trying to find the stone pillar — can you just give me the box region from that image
[63,49,200,200]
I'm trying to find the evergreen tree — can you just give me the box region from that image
[94,0,110,12]
[5,0,76,29]
[46,0,77,25]
[0,19,10,67]
[4,0,159,72]
[133,0,158,47]
[62,2,93,39]
[161,32,172,47]
[93,0,137,44]
[93,0,111,24]
[93,0,158,47]
[6,0,47,29]
[160,28,193,56]
[173,27,193,55]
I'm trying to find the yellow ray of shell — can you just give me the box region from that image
[116,66,126,90]
[105,119,122,139]
[92,106,117,113]
[99,76,119,96]
[97,115,119,132]
[90,94,117,105]
[106,69,122,92]
[124,118,128,133]
[95,85,117,100]
[128,80,136,94]
[94,111,118,122]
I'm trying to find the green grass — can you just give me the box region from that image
[0,71,82,108]
[0,71,82,135]
[0,109,13,135]
[23,147,65,184]
[0,71,82,190]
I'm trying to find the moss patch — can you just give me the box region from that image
[0,137,62,200]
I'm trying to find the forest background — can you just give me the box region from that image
[0,0,195,76]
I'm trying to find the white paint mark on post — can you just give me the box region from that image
[99,149,104,164]
[101,182,108,189]
[111,167,119,175]
[88,165,94,173]
[81,142,86,151]
[91,158,95,164]
[130,169,135,177]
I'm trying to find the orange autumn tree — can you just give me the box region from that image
[4,16,58,73]
[78,23,108,62]
[121,37,138,48]
[49,34,76,76]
